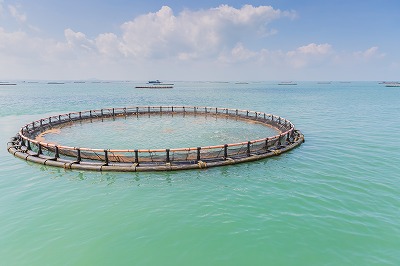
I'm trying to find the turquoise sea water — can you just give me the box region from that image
[1,81,399,265]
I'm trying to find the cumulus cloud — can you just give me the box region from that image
[117,5,296,59]
[354,46,385,59]
[285,43,332,68]
[218,43,258,63]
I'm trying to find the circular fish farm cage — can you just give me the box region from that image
[7,106,304,172]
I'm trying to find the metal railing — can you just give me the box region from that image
[9,106,303,171]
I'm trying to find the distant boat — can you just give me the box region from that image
[148,80,162,84]
[47,82,65,84]
[278,81,297,85]
[235,82,249,84]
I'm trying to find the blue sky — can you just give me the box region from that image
[0,0,399,81]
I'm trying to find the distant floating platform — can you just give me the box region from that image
[0,83,17,85]
[385,84,400,87]
[278,82,297,85]
[135,85,174,89]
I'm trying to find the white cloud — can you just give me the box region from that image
[285,43,332,68]
[64,28,95,51]
[295,43,332,55]
[118,5,296,60]
[8,4,27,23]
[354,46,385,59]
[218,43,258,63]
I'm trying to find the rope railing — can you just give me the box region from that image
[8,106,304,171]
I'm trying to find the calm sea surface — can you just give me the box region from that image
[0,81,399,265]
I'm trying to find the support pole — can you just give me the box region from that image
[166,149,170,163]
[76,148,81,163]
[134,150,139,164]
[55,146,59,159]
[104,150,109,166]
[224,144,228,160]
[197,147,201,162]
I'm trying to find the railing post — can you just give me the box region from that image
[134,149,139,164]
[104,150,109,165]
[112,108,115,117]
[27,140,31,150]
[79,112,82,119]
[197,147,201,162]
[224,144,228,160]
[76,148,81,163]
[166,149,170,163]
[247,141,251,157]
[40,119,43,127]
[265,138,269,150]
[277,135,282,147]
[38,143,42,155]
[55,146,59,159]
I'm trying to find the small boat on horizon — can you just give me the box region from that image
[147,80,174,85]
[278,81,297,85]
[148,80,162,84]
